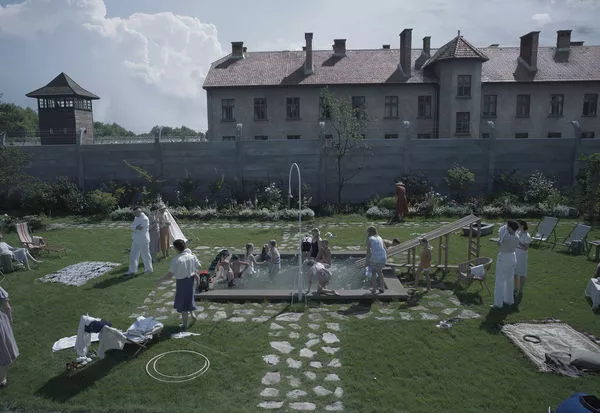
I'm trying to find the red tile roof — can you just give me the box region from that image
[203,43,600,88]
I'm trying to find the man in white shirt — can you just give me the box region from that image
[127,207,153,276]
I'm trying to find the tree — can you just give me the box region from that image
[0,103,39,137]
[444,164,475,202]
[93,122,136,137]
[320,89,370,204]
[123,160,165,203]
[148,125,206,139]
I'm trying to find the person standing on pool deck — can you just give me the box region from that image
[366,226,387,294]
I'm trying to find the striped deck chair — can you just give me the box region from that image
[559,223,592,255]
[15,222,65,255]
[531,216,560,248]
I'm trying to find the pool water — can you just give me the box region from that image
[212,255,368,291]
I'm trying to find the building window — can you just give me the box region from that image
[547,132,562,138]
[583,94,598,117]
[221,99,235,122]
[384,134,398,139]
[319,97,331,120]
[287,135,300,140]
[49,128,54,135]
[516,95,530,118]
[222,136,236,141]
[63,128,68,134]
[254,98,267,121]
[417,96,432,119]
[38,99,46,109]
[286,97,300,120]
[352,96,366,118]
[582,131,596,139]
[455,112,470,134]
[457,75,471,97]
[66,98,74,108]
[482,95,497,117]
[254,135,268,140]
[384,96,398,119]
[549,94,564,117]
[515,133,529,139]
[417,133,432,139]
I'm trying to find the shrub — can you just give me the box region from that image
[187,207,218,220]
[22,181,55,215]
[553,204,578,218]
[396,172,433,202]
[49,177,87,215]
[444,164,475,202]
[377,197,396,210]
[482,205,503,218]
[493,170,526,198]
[22,214,46,231]
[86,190,117,215]
[110,207,134,221]
[503,204,528,218]
[366,206,393,219]
[176,176,200,208]
[444,204,473,217]
[525,172,558,204]
[0,214,15,233]
[257,182,283,211]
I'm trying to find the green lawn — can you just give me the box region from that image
[0,216,599,413]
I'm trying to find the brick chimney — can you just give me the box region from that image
[333,39,346,57]
[304,33,314,75]
[556,30,572,50]
[399,28,412,77]
[518,31,540,71]
[231,41,244,59]
[415,36,430,70]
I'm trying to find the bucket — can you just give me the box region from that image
[555,393,600,413]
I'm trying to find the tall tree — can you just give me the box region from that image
[320,88,370,204]
[0,103,39,137]
[93,121,136,137]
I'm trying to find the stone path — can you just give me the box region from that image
[131,283,480,411]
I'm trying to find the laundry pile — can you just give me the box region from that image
[38,262,120,286]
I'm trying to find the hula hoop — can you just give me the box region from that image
[145,350,210,383]
[523,334,542,344]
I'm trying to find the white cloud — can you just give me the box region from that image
[567,0,600,8]
[531,13,552,27]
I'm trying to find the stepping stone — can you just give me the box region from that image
[276,313,303,322]
[448,297,461,306]
[147,291,156,296]
[308,313,324,322]
[289,332,300,339]
[313,385,332,396]
[271,341,294,354]
[137,305,149,310]
[308,307,327,313]
[270,323,285,330]
[327,312,348,320]
[409,306,428,311]
[326,401,344,411]
[442,308,458,315]
[375,316,394,321]
[304,371,317,380]
[213,311,227,321]
[144,298,152,304]
[287,375,301,387]
[420,313,439,320]
[428,301,446,308]
[328,359,341,368]
[197,312,209,320]
[154,315,168,321]
[289,323,301,330]
[289,402,316,411]
[252,316,271,322]
[322,333,340,344]
[260,388,279,397]
[233,309,255,316]
[309,361,322,369]
[322,346,340,355]
[162,291,175,298]
[269,332,282,337]
[157,285,167,290]
[196,306,205,312]
[264,309,279,315]
[458,309,480,319]
[287,389,308,399]
[325,373,340,382]
[334,387,344,398]
[228,317,246,323]
[195,246,211,250]
[399,312,412,320]
[355,312,371,319]
[307,333,319,339]
[305,339,320,348]
[261,372,281,385]
[257,401,284,409]
[426,293,441,299]
[308,324,321,330]
[326,322,341,332]
[378,309,394,314]
[287,358,302,369]
[263,355,280,365]
[300,348,316,358]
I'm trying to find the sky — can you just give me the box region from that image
[0,0,599,134]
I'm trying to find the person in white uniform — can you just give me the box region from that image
[514,220,532,297]
[493,220,519,308]
[127,207,153,276]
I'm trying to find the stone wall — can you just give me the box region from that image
[17,135,600,204]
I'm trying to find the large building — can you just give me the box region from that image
[203,29,600,141]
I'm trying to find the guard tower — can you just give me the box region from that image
[26,73,99,145]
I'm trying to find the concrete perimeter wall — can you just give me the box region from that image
[17,135,600,204]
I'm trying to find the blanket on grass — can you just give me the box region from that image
[39,261,120,286]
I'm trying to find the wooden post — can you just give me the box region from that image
[444,234,449,274]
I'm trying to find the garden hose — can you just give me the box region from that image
[145,350,210,383]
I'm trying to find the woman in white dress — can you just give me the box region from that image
[493,220,519,309]
[0,287,19,388]
[514,220,532,297]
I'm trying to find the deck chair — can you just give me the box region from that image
[559,223,592,255]
[15,222,66,255]
[531,217,559,248]
[457,257,493,295]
